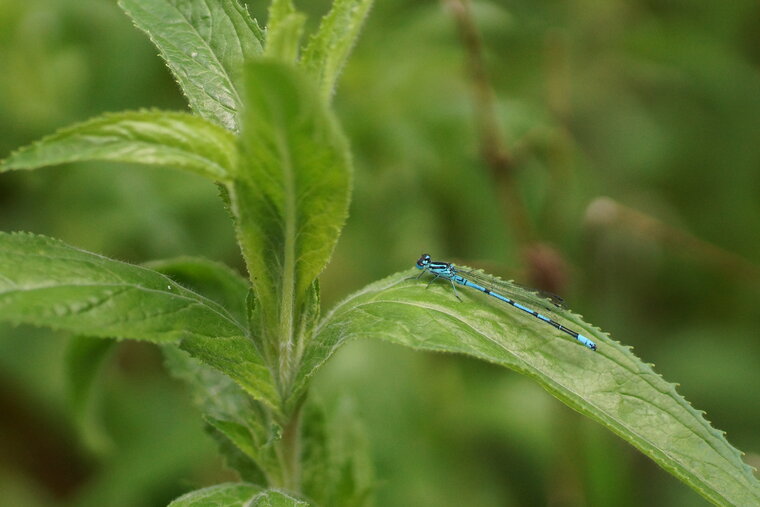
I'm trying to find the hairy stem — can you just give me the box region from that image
[275,394,304,491]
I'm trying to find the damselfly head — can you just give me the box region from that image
[416,253,431,269]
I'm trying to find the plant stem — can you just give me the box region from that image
[444,0,574,292]
[276,394,305,491]
[277,126,298,393]
[442,0,534,246]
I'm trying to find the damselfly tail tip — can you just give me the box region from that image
[581,335,597,351]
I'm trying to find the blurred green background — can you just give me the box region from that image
[1,0,758,505]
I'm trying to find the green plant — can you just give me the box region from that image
[0,0,758,505]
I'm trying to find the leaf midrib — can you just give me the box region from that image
[317,290,755,504]
[0,281,246,334]
[276,118,298,390]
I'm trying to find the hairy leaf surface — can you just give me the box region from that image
[1,111,237,182]
[153,259,281,477]
[119,0,264,130]
[169,482,309,507]
[231,60,351,377]
[163,344,280,479]
[0,232,278,409]
[251,489,309,506]
[304,269,760,507]
[147,256,250,326]
[301,0,374,102]
[168,482,263,507]
[265,0,305,62]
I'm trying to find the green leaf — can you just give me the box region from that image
[265,0,306,62]
[301,0,374,102]
[179,334,279,413]
[0,232,279,410]
[206,423,269,485]
[267,0,296,24]
[162,341,281,481]
[0,111,237,183]
[251,489,309,507]
[146,257,280,416]
[118,0,264,131]
[301,397,373,507]
[146,256,250,327]
[306,269,760,507]
[64,335,116,419]
[148,258,281,468]
[168,482,263,507]
[0,232,242,341]
[162,344,270,433]
[206,416,264,464]
[64,335,117,452]
[169,483,309,507]
[300,400,331,504]
[230,60,351,384]
[264,13,306,62]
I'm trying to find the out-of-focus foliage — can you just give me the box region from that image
[0,0,758,506]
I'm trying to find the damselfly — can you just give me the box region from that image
[415,253,597,351]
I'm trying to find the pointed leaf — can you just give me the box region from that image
[251,489,309,507]
[301,0,374,102]
[1,111,237,183]
[168,482,263,507]
[162,341,281,479]
[0,232,242,341]
[301,398,373,506]
[264,12,306,62]
[206,424,269,484]
[305,269,760,507]
[205,416,262,463]
[162,343,271,430]
[179,334,279,412]
[265,0,305,61]
[149,261,281,414]
[118,0,265,131]
[65,335,116,419]
[0,232,278,409]
[64,335,116,452]
[147,256,250,327]
[267,0,296,25]
[230,60,351,369]
[148,256,280,454]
